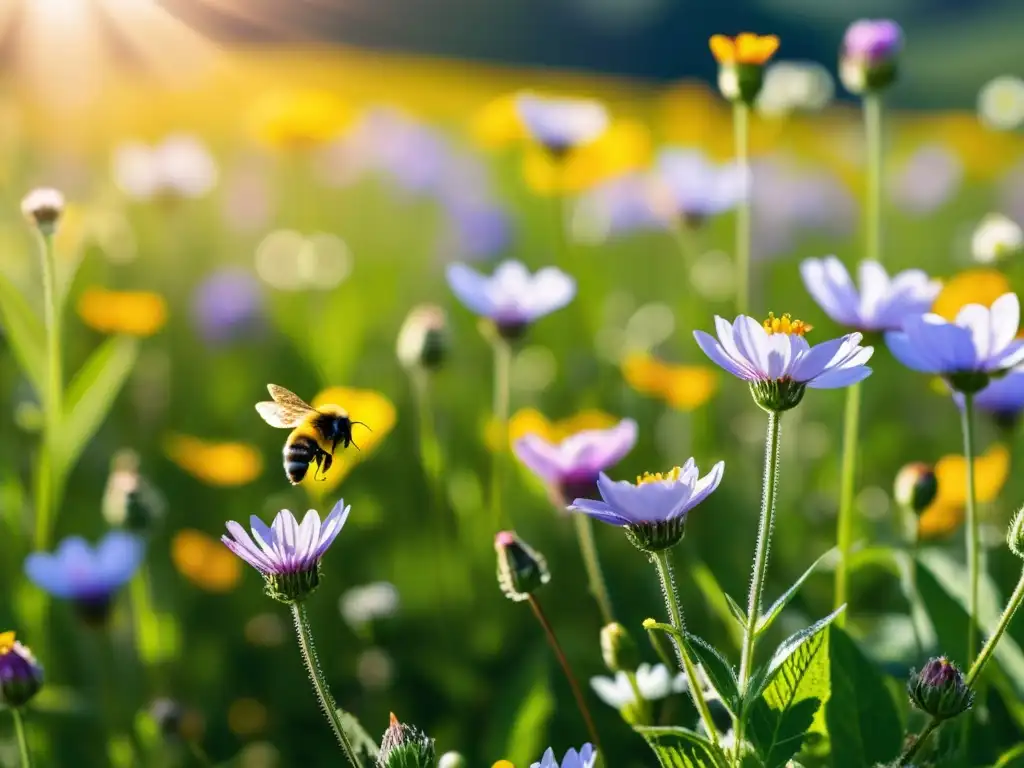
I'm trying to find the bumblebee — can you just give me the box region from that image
[255,384,366,485]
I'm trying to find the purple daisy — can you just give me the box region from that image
[191,267,265,344]
[222,501,349,603]
[515,93,608,155]
[653,148,749,227]
[531,744,597,768]
[513,418,638,502]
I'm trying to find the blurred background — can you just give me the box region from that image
[2,0,1024,766]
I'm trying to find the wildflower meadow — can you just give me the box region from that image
[3,4,1024,768]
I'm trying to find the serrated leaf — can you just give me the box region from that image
[750,607,844,703]
[57,336,138,479]
[689,558,744,650]
[0,269,45,396]
[825,626,902,768]
[756,550,831,637]
[636,726,731,768]
[684,633,740,715]
[335,710,379,759]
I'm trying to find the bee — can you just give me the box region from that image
[255,384,367,485]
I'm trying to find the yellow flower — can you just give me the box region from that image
[171,529,242,593]
[486,407,620,451]
[622,353,719,411]
[251,89,352,150]
[77,287,167,336]
[709,33,780,65]
[301,386,397,495]
[522,119,651,195]
[0,631,14,653]
[919,444,1010,539]
[492,762,515,768]
[470,93,527,150]
[931,269,1008,321]
[164,435,264,487]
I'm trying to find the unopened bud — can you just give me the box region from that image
[20,188,65,235]
[839,19,902,95]
[718,63,767,105]
[495,531,550,602]
[1008,507,1024,558]
[0,632,44,707]
[438,752,467,768]
[396,304,448,372]
[894,462,938,515]
[907,657,973,721]
[102,449,166,534]
[600,622,640,673]
[377,712,435,768]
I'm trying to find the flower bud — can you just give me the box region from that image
[396,304,448,372]
[600,622,640,673]
[149,698,184,739]
[839,19,902,95]
[495,531,550,602]
[1008,507,1024,558]
[718,63,767,105]
[0,632,44,707]
[972,213,1023,265]
[20,188,65,235]
[907,657,973,721]
[438,752,468,768]
[377,712,435,768]
[894,462,938,515]
[103,449,166,534]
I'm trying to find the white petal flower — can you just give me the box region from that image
[971,213,1023,264]
[589,663,687,708]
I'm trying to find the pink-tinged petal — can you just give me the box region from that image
[222,536,270,572]
[886,330,936,372]
[988,293,1020,359]
[298,510,320,560]
[513,434,566,483]
[694,330,755,379]
[318,500,351,551]
[561,419,638,475]
[806,365,873,389]
[569,498,631,526]
[224,522,277,571]
[790,336,846,381]
[250,515,276,556]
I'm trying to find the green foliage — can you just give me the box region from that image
[689,558,745,650]
[337,710,381,759]
[746,617,835,768]
[502,663,555,768]
[684,632,740,715]
[756,550,832,638]
[825,626,902,768]
[0,269,45,396]
[636,726,730,768]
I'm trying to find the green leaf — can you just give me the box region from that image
[636,726,731,768]
[992,742,1024,767]
[503,660,555,767]
[750,607,844,702]
[335,710,379,759]
[689,558,744,650]
[58,336,139,478]
[684,633,740,715]
[0,269,45,396]
[727,593,748,629]
[825,626,902,768]
[756,550,831,637]
[746,619,833,768]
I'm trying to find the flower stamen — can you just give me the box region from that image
[637,467,683,485]
[763,312,813,336]
[0,632,14,654]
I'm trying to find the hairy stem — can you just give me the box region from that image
[897,719,940,766]
[34,230,62,550]
[527,596,603,758]
[652,550,719,746]
[12,709,33,768]
[833,381,862,626]
[290,603,362,767]
[572,512,616,625]
[733,101,751,315]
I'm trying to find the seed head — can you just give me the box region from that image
[894,462,938,515]
[20,188,65,235]
[600,622,640,673]
[396,304,448,372]
[377,712,435,768]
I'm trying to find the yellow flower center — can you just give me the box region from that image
[0,631,15,654]
[637,467,683,485]
[763,312,813,336]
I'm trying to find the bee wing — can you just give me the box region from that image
[256,385,315,428]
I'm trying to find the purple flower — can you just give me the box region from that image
[222,501,349,603]
[25,532,145,623]
[569,460,723,552]
[191,267,265,344]
[694,314,873,411]
[654,149,748,225]
[886,293,1024,390]
[442,199,513,261]
[573,175,664,244]
[515,93,608,154]
[842,19,903,63]
[513,419,638,500]
[800,257,941,332]
[446,260,575,336]
[531,744,597,768]
[356,107,451,196]
[0,633,43,707]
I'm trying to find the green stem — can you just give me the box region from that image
[863,93,884,264]
[625,670,652,724]
[732,102,751,315]
[490,338,512,531]
[899,567,1024,766]
[833,381,862,626]
[572,512,615,625]
[130,565,166,690]
[34,230,62,550]
[652,551,719,747]
[12,708,33,768]
[961,395,980,669]
[290,603,362,767]
[527,596,603,758]
[736,411,783,753]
